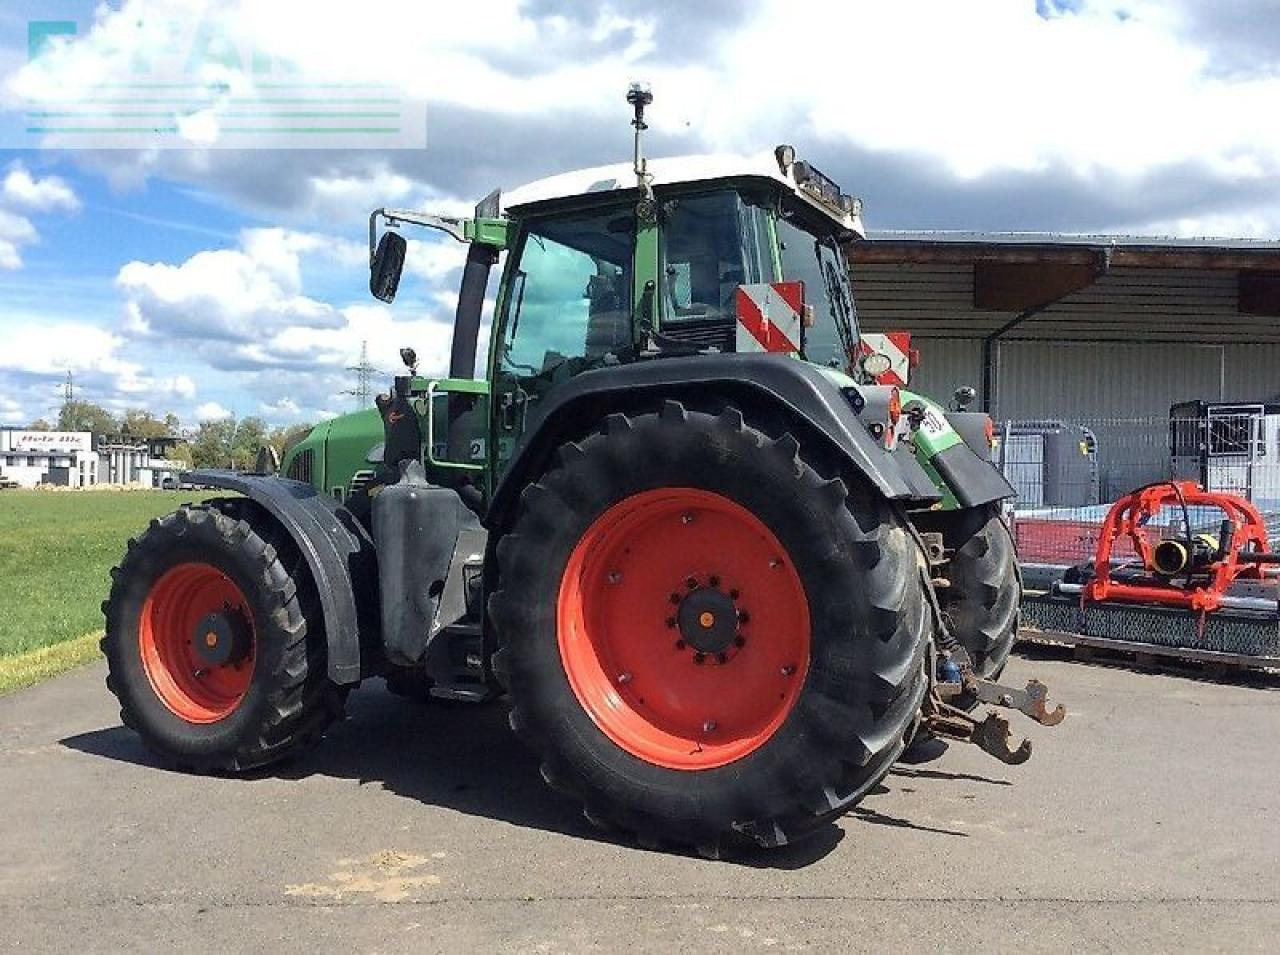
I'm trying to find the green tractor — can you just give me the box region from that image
[102,89,1060,855]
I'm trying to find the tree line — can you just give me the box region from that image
[26,401,313,472]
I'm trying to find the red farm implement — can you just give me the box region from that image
[1021,481,1280,669]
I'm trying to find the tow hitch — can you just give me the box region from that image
[922,661,1066,765]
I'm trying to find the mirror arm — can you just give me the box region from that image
[369,207,470,265]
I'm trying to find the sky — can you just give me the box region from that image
[0,0,1278,430]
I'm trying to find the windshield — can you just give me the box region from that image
[776,215,859,373]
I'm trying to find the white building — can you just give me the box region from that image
[97,436,181,488]
[0,429,183,489]
[0,429,98,488]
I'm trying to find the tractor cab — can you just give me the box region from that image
[362,140,876,494]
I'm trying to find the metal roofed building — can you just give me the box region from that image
[847,231,1280,510]
[848,230,1280,419]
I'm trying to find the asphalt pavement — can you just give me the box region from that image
[2,649,1278,953]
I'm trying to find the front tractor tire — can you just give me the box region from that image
[489,401,931,854]
[102,504,344,772]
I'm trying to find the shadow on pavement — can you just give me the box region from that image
[61,723,165,768]
[60,683,880,868]
[850,805,968,838]
[890,766,1013,787]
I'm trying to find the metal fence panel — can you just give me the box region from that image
[1001,412,1280,566]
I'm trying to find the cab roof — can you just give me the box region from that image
[502,151,866,238]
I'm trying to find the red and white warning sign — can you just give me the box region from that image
[734,281,804,354]
[857,332,914,386]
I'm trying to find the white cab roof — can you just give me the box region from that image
[503,151,865,236]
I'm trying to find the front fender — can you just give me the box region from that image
[486,353,943,531]
[185,469,373,684]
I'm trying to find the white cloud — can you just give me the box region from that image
[11,1,1280,183]
[0,209,36,269]
[404,237,468,283]
[116,226,367,341]
[0,321,128,377]
[259,396,301,418]
[308,168,419,223]
[194,401,232,422]
[0,164,80,269]
[2,165,80,213]
[169,374,197,399]
[0,396,24,425]
[7,0,1280,430]
[234,301,454,377]
[0,316,204,425]
[102,222,468,425]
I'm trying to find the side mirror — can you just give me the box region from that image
[370,231,407,303]
[860,351,893,379]
[953,386,977,411]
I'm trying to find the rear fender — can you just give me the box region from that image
[186,469,374,684]
[486,353,944,534]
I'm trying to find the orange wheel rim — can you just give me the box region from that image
[138,563,256,723]
[557,488,810,770]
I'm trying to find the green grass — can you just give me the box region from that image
[0,490,189,661]
[0,632,102,695]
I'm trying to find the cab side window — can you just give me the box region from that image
[499,210,634,377]
[777,217,857,371]
[661,193,767,324]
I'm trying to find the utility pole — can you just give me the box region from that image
[48,370,74,423]
[343,340,381,408]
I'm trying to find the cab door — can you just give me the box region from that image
[490,208,635,475]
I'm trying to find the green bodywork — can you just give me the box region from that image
[900,387,964,511]
[463,217,513,248]
[282,181,975,510]
[284,407,382,500]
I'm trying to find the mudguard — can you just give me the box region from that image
[487,353,943,530]
[185,469,373,684]
[946,411,994,461]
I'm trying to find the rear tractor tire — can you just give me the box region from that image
[101,503,344,772]
[489,401,931,854]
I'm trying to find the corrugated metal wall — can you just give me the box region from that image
[995,342,1227,418]
[854,263,1280,343]
[854,259,1280,498]
[854,262,1280,416]
[896,338,983,404]
[855,264,994,335]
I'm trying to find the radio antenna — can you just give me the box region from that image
[627,82,654,200]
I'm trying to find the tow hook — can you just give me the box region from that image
[922,669,1066,766]
[969,677,1066,727]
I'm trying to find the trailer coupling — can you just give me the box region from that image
[923,674,1066,766]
